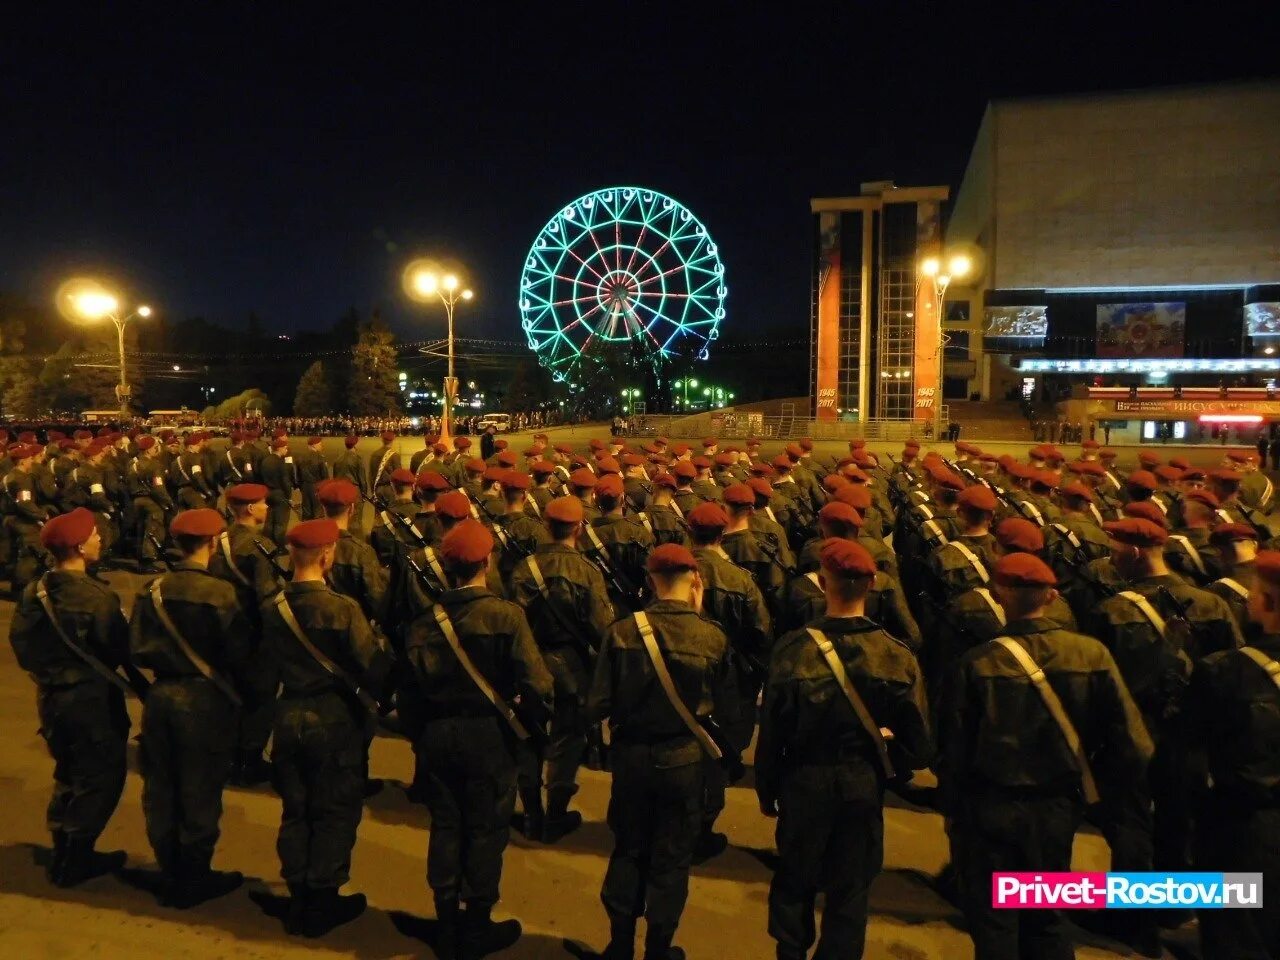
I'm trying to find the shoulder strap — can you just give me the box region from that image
[1051,523,1082,550]
[218,532,252,587]
[764,506,777,524]
[35,576,137,698]
[804,627,895,778]
[373,448,395,488]
[527,555,551,597]
[991,636,1100,804]
[1152,497,1169,515]
[633,611,722,760]
[974,586,1006,626]
[668,499,685,521]
[1019,501,1046,526]
[1215,577,1249,600]
[1167,535,1207,577]
[1088,503,1106,527]
[525,491,541,517]
[1261,476,1274,509]
[1118,589,1168,638]
[421,546,448,588]
[636,511,653,535]
[224,450,242,480]
[272,594,379,713]
[431,604,530,740]
[805,570,822,590]
[951,540,990,584]
[148,578,242,705]
[1239,646,1280,691]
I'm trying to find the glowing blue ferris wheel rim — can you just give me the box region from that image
[519,186,727,383]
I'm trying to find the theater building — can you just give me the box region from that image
[941,81,1280,443]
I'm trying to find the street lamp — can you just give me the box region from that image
[918,253,971,436]
[67,286,152,419]
[408,264,473,442]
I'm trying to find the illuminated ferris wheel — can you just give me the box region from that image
[519,186,726,382]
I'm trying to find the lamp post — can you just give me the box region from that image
[918,254,971,437]
[67,289,151,420]
[410,269,473,443]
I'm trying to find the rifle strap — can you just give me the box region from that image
[765,506,777,524]
[1153,497,1169,516]
[637,511,653,536]
[224,450,243,481]
[1088,503,1105,527]
[633,612,721,760]
[974,587,1006,626]
[217,532,252,587]
[527,555,552,599]
[1215,577,1250,601]
[951,540,990,584]
[271,593,378,714]
[805,628,894,778]
[372,448,395,489]
[1051,523,1082,552]
[1262,477,1275,509]
[805,570,822,591]
[1239,646,1280,691]
[431,604,529,740]
[669,500,685,522]
[991,635,1100,804]
[1216,509,1235,525]
[1118,590,1168,639]
[422,546,448,589]
[1167,535,1207,577]
[525,492,541,518]
[1019,501,1046,526]
[35,575,137,698]
[148,578,242,706]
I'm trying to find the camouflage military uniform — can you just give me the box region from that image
[1163,526,1223,586]
[4,467,55,590]
[261,580,390,893]
[587,514,654,608]
[369,498,420,567]
[331,449,367,537]
[586,599,729,956]
[9,570,131,864]
[496,511,551,586]
[1208,564,1256,639]
[170,449,215,510]
[404,585,552,922]
[721,528,786,619]
[129,563,252,884]
[127,455,174,563]
[368,444,400,504]
[330,530,388,624]
[783,567,923,652]
[296,446,332,520]
[938,618,1152,960]
[928,534,1001,603]
[259,449,296,547]
[647,503,691,548]
[757,615,931,960]
[750,511,797,571]
[71,461,120,556]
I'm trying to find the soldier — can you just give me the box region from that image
[509,496,615,843]
[493,471,550,582]
[671,461,700,516]
[128,435,175,574]
[928,484,1001,603]
[4,443,56,592]
[8,509,132,886]
[622,454,652,513]
[646,473,691,548]
[1188,549,1280,959]
[297,436,332,520]
[208,483,282,786]
[758,539,931,960]
[721,483,786,618]
[587,543,730,960]
[71,440,120,558]
[170,433,216,510]
[587,474,654,609]
[317,479,387,626]
[1206,522,1260,636]
[405,519,553,959]
[129,508,252,907]
[746,476,795,567]
[412,470,449,545]
[218,430,252,490]
[687,502,771,861]
[369,430,400,504]
[938,553,1152,960]
[261,518,391,938]
[689,457,722,503]
[369,468,421,567]
[410,438,442,475]
[528,460,558,517]
[260,434,296,547]
[331,436,367,538]
[1165,488,1224,585]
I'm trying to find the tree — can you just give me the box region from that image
[293,360,333,415]
[3,367,46,419]
[347,317,401,416]
[503,359,551,413]
[214,388,272,420]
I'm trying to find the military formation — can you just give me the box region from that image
[6,423,1280,960]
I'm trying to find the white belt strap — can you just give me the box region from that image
[1262,477,1275,509]
[1215,577,1249,601]
[1167,535,1207,578]
[217,532,252,587]
[1088,503,1105,527]
[1216,509,1234,525]
[951,540,990,584]
[1239,646,1280,691]
[805,570,823,591]
[1118,590,1168,638]
[633,612,721,760]
[525,492,541,517]
[1051,523,1082,551]
[1019,501,1046,527]
[974,587,1006,626]
[1153,497,1169,515]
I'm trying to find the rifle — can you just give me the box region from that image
[581,526,645,609]
[362,492,427,546]
[253,538,290,581]
[1235,502,1276,544]
[146,533,172,569]
[756,532,797,579]
[403,549,447,600]
[915,588,991,653]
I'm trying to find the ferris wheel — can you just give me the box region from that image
[519,187,726,382]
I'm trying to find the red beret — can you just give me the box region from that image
[995,517,1044,553]
[57,438,77,451]
[1183,488,1220,508]
[1122,501,1170,528]
[40,508,97,550]
[435,491,473,520]
[771,455,792,471]
[465,458,487,473]
[819,501,863,529]
[317,479,360,506]
[652,473,677,490]
[1058,482,1094,502]
[747,437,762,448]
[958,485,997,512]
[569,468,598,489]
[482,467,507,484]
[688,502,730,532]
[136,435,157,451]
[1070,461,1105,477]
[308,436,323,446]
[799,438,814,451]
[1105,517,1169,547]
[819,538,876,579]
[823,474,851,494]
[713,452,736,467]
[647,543,699,574]
[344,435,359,449]
[1255,551,1280,586]
[271,435,289,450]
[672,461,698,480]
[620,453,645,467]
[441,518,494,565]
[701,437,717,448]
[501,470,531,491]
[531,460,557,476]
[596,456,621,475]
[1138,452,1161,468]
[1100,449,1118,461]
[416,471,450,492]
[1227,450,1258,465]
[1210,523,1259,544]
[455,437,472,449]
[225,483,269,504]
[994,552,1057,587]
[1153,465,1183,483]
[692,456,712,469]
[746,477,773,499]
[433,442,449,455]
[904,439,921,450]
[1168,456,1190,470]
[229,430,244,443]
[784,443,804,460]
[380,431,395,443]
[494,439,509,450]
[749,462,776,478]
[495,451,518,467]
[73,429,91,440]
[723,483,756,507]
[9,444,36,461]
[1006,462,1032,480]
[272,428,287,439]
[588,438,606,451]
[1081,440,1100,450]
[287,518,340,549]
[934,471,965,492]
[545,496,585,523]
[837,484,871,510]
[391,468,416,485]
[595,475,624,499]
[570,455,590,469]
[1210,469,1243,486]
[1181,468,1207,482]
[1030,471,1059,491]
[671,442,690,455]
[170,508,225,539]
[1126,470,1158,493]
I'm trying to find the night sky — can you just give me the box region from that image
[2,5,1272,346]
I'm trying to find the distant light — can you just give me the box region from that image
[467,380,477,389]
[413,271,438,296]
[70,291,119,320]
[689,378,699,388]
[948,255,972,279]
[172,364,181,372]
[1200,415,1263,424]
[461,289,474,301]
[1267,347,1276,356]
[919,257,940,277]
[442,274,459,292]
[137,305,153,318]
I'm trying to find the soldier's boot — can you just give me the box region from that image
[53,835,126,887]
[601,916,636,960]
[642,925,685,960]
[232,751,272,787]
[168,857,244,909]
[284,883,308,935]
[516,782,544,842]
[691,827,728,865]
[542,784,582,844]
[46,830,68,883]
[300,886,366,938]
[433,894,460,960]
[459,901,521,960]
[584,723,609,771]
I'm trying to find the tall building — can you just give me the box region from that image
[810,181,950,423]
